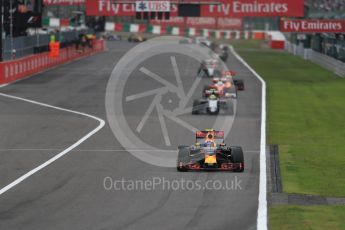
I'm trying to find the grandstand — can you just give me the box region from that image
[306,0,345,18]
[307,0,345,13]
[289,0,345,62]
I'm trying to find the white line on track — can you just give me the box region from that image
[230,46,267,230]
[0,93,105,196]
[0,148,261,153]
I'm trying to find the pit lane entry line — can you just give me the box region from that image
[230,46,267,230]
[0,92,106,196]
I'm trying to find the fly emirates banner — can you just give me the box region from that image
[86,0,304,17]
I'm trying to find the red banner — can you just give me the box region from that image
[151,17,185,27]
[87,0,303,17]
[86,0,134,16]
[217,17,243,30]
[280,19,345,33]
[201,0,304,17]
[44,0,85,5]
[185,17,217,29]
[86,0,178,16]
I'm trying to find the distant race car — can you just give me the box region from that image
[223,70,245,91]
[179,37,193,44]
[203,79,237,99]
[103,32,122,41]
[218,46,229,62]
[198,58,222,78]
[128,34,147,42]
[194,36,211,47]
[177,129,244,172]
[211,43,230,62]
[192,94,234,115]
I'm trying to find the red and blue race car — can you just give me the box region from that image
[177,129,244,172]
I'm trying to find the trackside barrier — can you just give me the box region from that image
[265,31,286,49]
[285,41,345,77]
[105,22,268,41]
[0,40,105,85]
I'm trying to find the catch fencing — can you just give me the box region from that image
[2,31,88,60]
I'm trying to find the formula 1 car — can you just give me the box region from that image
[192,94,234,115]
[218,46,229,62]
[198,58,222,78]
[194,36,211,47]
[211,43,230,62]
[177,129,244,172]
[103,32,122,41]
[222,70,245,91]
[179,37,193,44]
[203,79,237,99]
[128,34,147,42]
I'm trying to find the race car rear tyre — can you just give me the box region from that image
[197,67,206,78]
[232,147,244,172]
[178,145,189,150]
[234,79,244,91]
[202,85,209,98]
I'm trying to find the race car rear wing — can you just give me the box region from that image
[205,89,220,95]
[223,70,237,76]
[196,130,224,139]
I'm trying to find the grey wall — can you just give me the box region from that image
[285,41,345,78]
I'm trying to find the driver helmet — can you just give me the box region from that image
[212,78,220,83]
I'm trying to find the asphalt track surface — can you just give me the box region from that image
[0,41,262,230]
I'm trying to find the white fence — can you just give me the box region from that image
[285,41,345,77]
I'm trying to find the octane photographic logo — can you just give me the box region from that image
[105,36,236,167]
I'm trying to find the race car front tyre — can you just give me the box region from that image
[177,149,190,172]
[192,100,201,114]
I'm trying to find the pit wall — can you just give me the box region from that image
[0,39,105,85]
